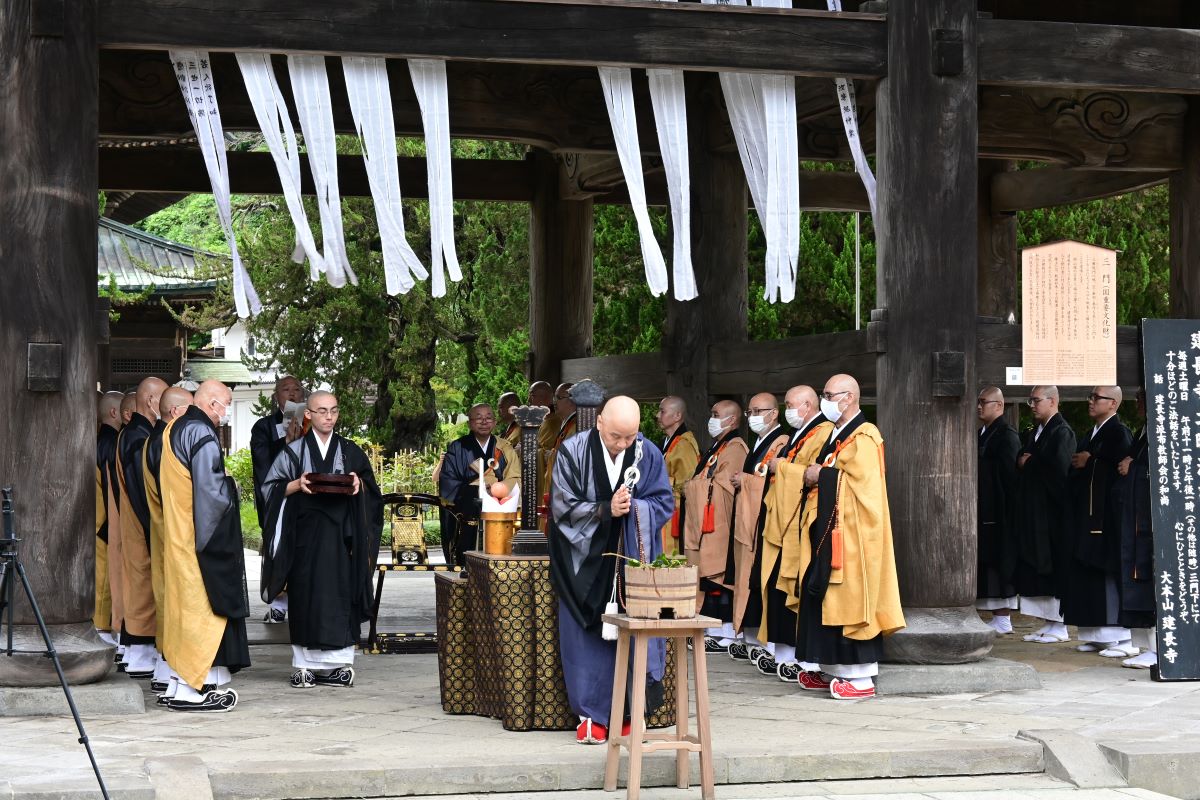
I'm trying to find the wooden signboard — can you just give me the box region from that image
[1142,319,1200,681]
[1021,240,1116,386]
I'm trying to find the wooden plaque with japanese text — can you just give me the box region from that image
[1021,240,1116,386]
[1142,319,1200,681]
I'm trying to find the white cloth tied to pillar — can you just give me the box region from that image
[827,0,877,216]
[408,59,461,298]
[287,54,357,288]
[169,50,263,318]
[343,56,429,295]
[236,53,326,280]
[598,66,670,298]
[645,0,697,300]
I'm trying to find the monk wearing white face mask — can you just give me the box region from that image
[682,400,748,652]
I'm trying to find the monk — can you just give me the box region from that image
[95,391,125,648]
[158,380,250,711]
[793,374,904,699]
[656,396,699,555]
[115,376,167,678]
[682,399,747,652]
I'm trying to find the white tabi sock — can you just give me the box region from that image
[798,661,819,672]
[270,595,288,613]
[163,677,179,699]
[1043,622,1069,640]
[848,677,873,690]
[743,630,764,647]
[152,657,171,682]
[720,622,736,640]
[773,644,796,664]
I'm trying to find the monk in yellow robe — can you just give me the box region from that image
[530,381,559,527]
[682,399,747,652]
[497,391,522,450]
[115,376,167,677]
[792,374,904,700]
[656,396,699,555]
[94,391,125,646]
[158,380,250,712]
[142,386,193,694]
[541,384,577,502]
[754,385,830,680]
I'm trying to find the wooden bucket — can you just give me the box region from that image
[481,511,519,555]
[624,566,699,620]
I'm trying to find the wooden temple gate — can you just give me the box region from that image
[2,0,1200,682]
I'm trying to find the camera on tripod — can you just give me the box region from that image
[1,487,18,557]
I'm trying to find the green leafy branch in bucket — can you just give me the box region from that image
[604,552,690,569]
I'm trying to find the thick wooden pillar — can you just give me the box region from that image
[663,73,748,442]
[528,149,594,385]
[875,0,991,663]
[0,0,110,684]
[977,160,1018,323]
[1170,97,1200,318]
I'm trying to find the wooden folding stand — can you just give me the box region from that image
[603,613,718,800]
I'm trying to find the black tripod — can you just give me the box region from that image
[0,487,109,799]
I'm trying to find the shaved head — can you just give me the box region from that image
[529,381,553,407]
[120,391,137,424]
[785,385,818,407]
[307,390,337,408]
[1029,385,1059,424]
[1088,385,1122,422]
[160,387,193,420]
[714,399,741,421]
[977,386,1005,425]
[596,395,641,457]
[660,396,685,416]
[1035,385,1059,401]
[136,377,169,420]
[822,374,861,423]
[656,395,686,436]
[99,391,124,430]
[194,379,232,427]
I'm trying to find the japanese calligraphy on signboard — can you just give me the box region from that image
[1142,319,1200,681]
[1021,241,1116,386]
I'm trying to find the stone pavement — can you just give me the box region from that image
[2,561,1199,800]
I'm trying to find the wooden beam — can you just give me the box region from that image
[99,149,537,201]
[991,167,1169,213]
[979,18,1200,94]
[978,160,1018,321]
[98,0,887,79]
[560,322,1144,403]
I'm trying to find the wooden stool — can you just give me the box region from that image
[602,613,718,800]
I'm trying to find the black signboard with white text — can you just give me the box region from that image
[1143,319,1200,681]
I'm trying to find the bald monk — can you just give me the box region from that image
[655,396,700,555]
[120,391,136,426]
[753,385,830,680]
[793,374,904,699]
[115,376,167,678]
[141,387,193,695]
[541,383,578,501]
[1062,385,1135,656]
[682,400,748,652]
[1013,385,1076,644]
[95,391,126,648]
[727,392,790,665]
[530,381,556,501]
[260,391,383,689]
[158,380,250,711]
[498,391,521,450]
[548,396,674,744]
[975,387,1021,635]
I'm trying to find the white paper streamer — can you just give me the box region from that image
[827,0,877,216]
[408,59,461,297]
[343,57,429,295]
[598,66,669,297]
[647,68,696,300]
[645,0,697,301]
[236,53,326,281]
[170,51,262,318]
[287,54,357,288]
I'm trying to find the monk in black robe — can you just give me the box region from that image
[1014,385,1077,644]
[250,376,305,623]
[158,380,250,712]
[115,376,167,678]
[975,387,1021,635]
[437,403,518,567]
[1114,391,1158,668]
[260,391,383,689]
[94,391,125,648]
[1062,386,1134,654]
